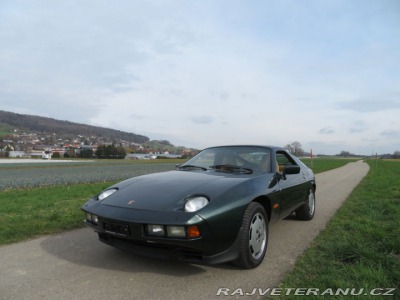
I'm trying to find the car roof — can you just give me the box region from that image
[204,145,286,151]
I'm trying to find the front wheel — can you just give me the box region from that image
[296,188,316,220]
[232,202,268,269]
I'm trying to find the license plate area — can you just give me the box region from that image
[103,221,129,237]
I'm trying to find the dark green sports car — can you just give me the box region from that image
[82,145,316,268]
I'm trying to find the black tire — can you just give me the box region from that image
[232,202,268,269]
[296,188,316,220]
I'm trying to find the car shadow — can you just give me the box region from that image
[40,228,236,275]
[283,212,300,221]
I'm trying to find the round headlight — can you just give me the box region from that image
[184,196,209,212]
[97,188,118,201]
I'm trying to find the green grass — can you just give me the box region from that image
[0,124,12,137]
[0,131,10,137]
[301,157,360,173]
[0,182,116,244]
[277,159,400,299]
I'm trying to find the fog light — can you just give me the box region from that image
[167,226,185,237]
[85,212,92,222]
[147,224,165,236]
[92,214,99,224]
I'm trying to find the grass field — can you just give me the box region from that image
[302,157,360,173]
[0,130,9,137]
[0,159,183,190]
[0,182,115,244]
[0,124,12,137]
[0,157,357,190]
[277,159,400,299]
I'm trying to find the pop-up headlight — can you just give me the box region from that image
[97,188,118,201]
[184,196,209,212]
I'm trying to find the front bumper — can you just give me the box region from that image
[82,208,242,265]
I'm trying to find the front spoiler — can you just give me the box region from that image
[97,227,243,265]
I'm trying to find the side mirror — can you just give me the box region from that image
[283,165,301,177]
[276,165,300,180]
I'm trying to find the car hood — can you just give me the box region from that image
[100,170,262,211]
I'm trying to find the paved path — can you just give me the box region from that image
[0,161,369,300]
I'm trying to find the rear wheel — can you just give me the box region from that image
[296,188,315,220]
[232,202,268,269]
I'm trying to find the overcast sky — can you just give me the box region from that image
[1,0,399,155]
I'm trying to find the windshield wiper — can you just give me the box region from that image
[177,164,207,171]
[209,164,253,174]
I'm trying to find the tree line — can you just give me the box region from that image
[57,144,126,159]
[94,144,126,159]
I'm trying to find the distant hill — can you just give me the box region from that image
[0,110,149,144]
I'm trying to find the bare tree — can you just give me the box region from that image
[285,141,304,156]
[285,144,294,154]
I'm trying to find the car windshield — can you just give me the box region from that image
[181,146,273,173]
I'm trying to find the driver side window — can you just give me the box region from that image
[276,151,296,172]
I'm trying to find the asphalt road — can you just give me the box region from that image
[0,161,370,300]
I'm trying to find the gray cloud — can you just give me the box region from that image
[220,92,229,100]
[191,116,214,124]
[0,89,102,124]
[319,127,335,134]
[349,120,368,133]
[129,114,146,120]
[362,138,379,142]
[306,140,348,155]
[349,128,366,133]
[336,94,400,112]
[381,130,400,138]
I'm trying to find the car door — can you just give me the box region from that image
[275,150,308,218]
